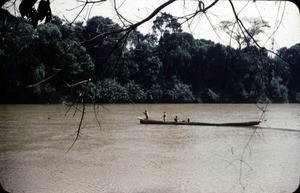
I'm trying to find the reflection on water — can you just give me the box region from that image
[0,104,299,193]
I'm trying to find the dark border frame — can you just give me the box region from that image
[288,0,300,10]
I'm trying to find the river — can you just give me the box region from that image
[0,104,299,193]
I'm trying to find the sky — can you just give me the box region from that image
[4,0,300,51]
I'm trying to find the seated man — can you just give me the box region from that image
[143,110,149,120]
[174,115,178,123]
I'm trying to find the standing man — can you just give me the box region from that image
[163,112,167,122]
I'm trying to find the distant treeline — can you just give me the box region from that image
[0,9,299,103]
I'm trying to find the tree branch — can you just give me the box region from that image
[228,0,295,66]
[67,99,86,152]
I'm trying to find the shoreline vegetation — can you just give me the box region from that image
[1,9,300,104]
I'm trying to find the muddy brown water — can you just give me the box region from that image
[0,104,299,193]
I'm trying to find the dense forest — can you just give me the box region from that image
[0,9,300,103]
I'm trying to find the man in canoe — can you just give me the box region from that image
[143,110,149,120]
[163,112,166,122]
[174,115,178,122]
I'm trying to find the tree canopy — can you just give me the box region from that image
[0,9,299,103]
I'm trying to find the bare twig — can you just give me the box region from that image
[67,101,86,152]
[67,0,107,25]
[27,68,64,88]
[238,126,256,190]
[113,0,133,27]
[180,0,219,22]
[238,102,269,190]
[228,0,293,65]
[93,103,102,129]
[64,92,84,117]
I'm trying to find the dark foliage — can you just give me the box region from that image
[0,10,298,103]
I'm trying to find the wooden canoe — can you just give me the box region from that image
[139,119,260,127]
